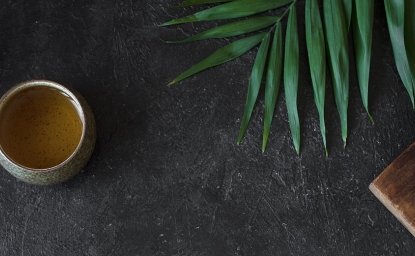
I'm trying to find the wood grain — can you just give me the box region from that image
[370,142,415,237]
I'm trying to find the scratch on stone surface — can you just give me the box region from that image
[185,204,192,251]
[274,172,287,187]
[209,206,217,234]
[282,223,295,256]
[20,213,31,256]
[242,197,261,239]
[262,196,282,225]
[319,184,329,219]
[319,162,331,218]
[171,190,179,245]
[368,214,375,226]
[222,168,236,201]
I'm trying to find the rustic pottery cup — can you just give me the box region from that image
[0,80,96,185]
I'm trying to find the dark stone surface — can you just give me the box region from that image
[0,1,414,255]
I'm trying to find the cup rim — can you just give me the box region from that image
[0,80,86,173]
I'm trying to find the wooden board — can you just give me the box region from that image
[370,142,415,237]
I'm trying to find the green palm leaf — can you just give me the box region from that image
[324,0,350,146]
[352,0,374,121]
[405,0,415,79]
[168,33,266,86]
[178,0,232,7]
[385,0,415,107]
[237,33,271,144]
[305,0,327,155]
[284,5,300,154]
[262,24,283,152]
[161,0,293,26]
[162,0,415,154]
[343,0,352,28]
[167,16,279,43]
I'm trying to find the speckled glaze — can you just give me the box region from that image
[0,80,96,185]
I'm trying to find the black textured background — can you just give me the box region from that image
[0,1,414,255]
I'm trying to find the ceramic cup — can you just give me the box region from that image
[0,80,96,185]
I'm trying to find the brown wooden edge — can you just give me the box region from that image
[369,183,415,237]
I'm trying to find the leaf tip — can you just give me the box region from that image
[262,132,269,153]
[323,138,328,157]
[368,113,374,125]
[236,134,243,145]
[294,143,300,155]
[159,21,171,27]
[167,80,177,87]
[323,142,328,156]
[160,16,195,27]
[261,142,267,153]
[341,131,348,148]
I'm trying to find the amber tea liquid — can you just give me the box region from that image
[0,87,83,169]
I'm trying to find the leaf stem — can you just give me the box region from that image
[268,1,297,33]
